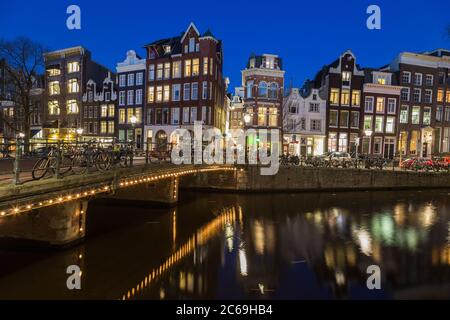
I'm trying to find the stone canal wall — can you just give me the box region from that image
[180,166,450,192]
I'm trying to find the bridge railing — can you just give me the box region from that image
[0,138,176,186]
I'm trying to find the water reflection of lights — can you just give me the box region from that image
[352,228,373,256]
[418,204,437,229]
[121,207,237,300]
[335,270,346,286]
[239,247,248,276]
[253,220,265,255]
[225,223,234,252]
[371,214,395,245]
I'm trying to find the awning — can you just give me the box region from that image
[30,129,41,138]
[43,120,58,129]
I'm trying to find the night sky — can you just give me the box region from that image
[1,0,449,90]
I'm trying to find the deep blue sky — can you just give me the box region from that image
[1,0,449,91]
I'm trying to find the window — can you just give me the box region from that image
[183,83,190,100]
[373,137,382,154]
[119,91,125,106]
[47,68,61,76]
[172,84,181,101]
[201,107,207,123]
[413,73,422,86]
[447,91,450,103]
[375,116,383,132]
[411,106,420,124]
[376,75,386,85]
[258,107,267,126]
[376,97,385,113]
[340,110,349,127]
[445,107,450,122]
[269,108,277,126]
[328,133,337,152]
[135,72,143,86]
[190,107,197,123]
[172,61,181,78]
[127,74,135,86]
[108,121,114,134]
[258,82,268,97]
[163,85,170,102]
[156,64,163,80]
[67,78,79,93]
[148,87,154,103]
[119,109,126,123]
[351,111,359,128]
[127,90,134,105]
[439,72,445,85]
[424,89,432,103]
[413,88,421,103]
[108,104,114,117]
[135,89,143,104]
[101,121,107,133]
[329,110,338,127]
[268,83,278,99]
[425,74,433,86]
[191,82,198,100]
[202,81,208,100]
[342,71,351,86]
[163,63,170,80]
[311,119,321,131]
[189,38,195,52]
[148,65,155,81]
[401,88,410,101]
[338,133,347,152]
[364,115,372,130]
[203,57,208,75]
[184,60,191,77]
[183,107,190,123]
[48,100,59,115]
[387,98,396,114]
[105,92,111,101]
[172,108,180,125]
[155,109,162,124]
[135,108,142,123]
[330,88,339,104]
[437,89,444,102]
[402,71,411,84]
[67,61,79,73]
[365,96,374,112]
[351,90,360,106]
[423,107,431,125]
[400,106,409,123]
[341,89,350,105]
[300,118,306,130]
[192,59,199,76]
[210,58,213,76]
[246,81,254,98]
[67,100,78,114]
[101,105,108,117]
[156,86,162,102]
[49,81,60,95]
[436,106,443,122]
[162,108,169,124]
[385,117,395,133]
[309,103,319,112]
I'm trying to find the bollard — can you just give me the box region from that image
[13,138,22,185]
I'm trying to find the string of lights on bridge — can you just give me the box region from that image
[0,167,237,219]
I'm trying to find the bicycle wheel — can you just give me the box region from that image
[59,156,73,175]
[72,153,88,175]
[96,152,111,171]
[32,157,50,180]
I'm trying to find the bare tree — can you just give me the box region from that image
[0,37,47,150]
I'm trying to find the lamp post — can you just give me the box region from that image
[364,129,373,155]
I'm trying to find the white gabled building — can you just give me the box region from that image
[282,87,326,156]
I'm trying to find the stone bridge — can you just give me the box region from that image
[0,163,236,246]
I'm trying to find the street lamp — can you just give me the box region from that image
[130,114,138,147]
[17,132,25,139]
[243,113,251,125]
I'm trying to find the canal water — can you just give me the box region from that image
[1,189,450,299]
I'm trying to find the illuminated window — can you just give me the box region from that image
[256,107,266,126]
[101,105,108,117]
[48,100,59,115]
[163,85,170,102]
[184,60,191,77]
[108,105,114,117]
[330,88,339,104]
[376,97,384,113]
[47,68,60,76]
[341,89,350,105]
[375,116,383,132]
[423,107,431,125]
[156,86,162,102]
[100,121,107,133]
[192,59,199,76]
[108,121,114,133]
[135,108,142,123]
[385,117,395,133]
[67,78,79,93]
[342,71,351,86]
[437,89,444,102]
[172,61,181,78]
[447,90,450,103]
[66,100,78,114]
[269,107,278,126]
[49,81,60,95]
[364,115,372,130]
[351,90,360,106]
[148,87,154,103]
[67,61,79,73]
[400,106,409,123]
[119,109,126,123]
[203,57,209,75]
[156,64,163,80]
[411,106,420,124]
[164,63,170,79]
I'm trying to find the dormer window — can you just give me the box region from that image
[164,45,171,54]
[342,71,351,86]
